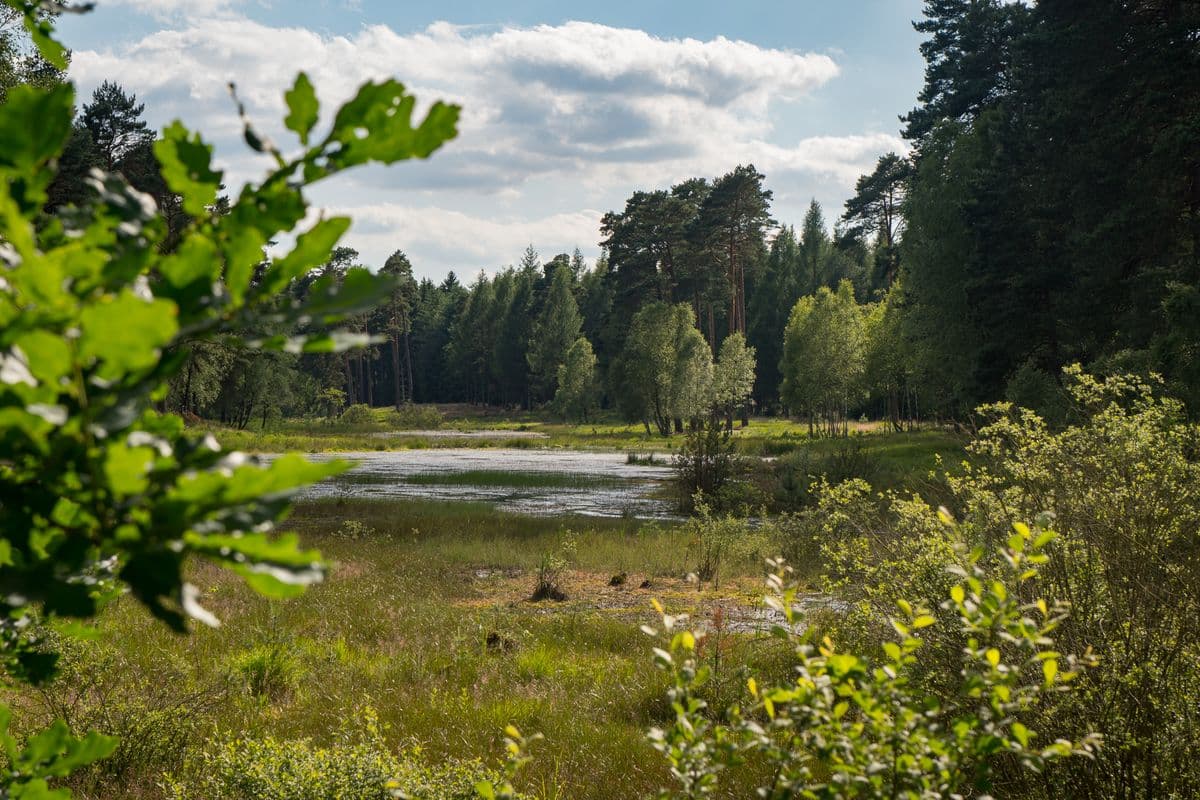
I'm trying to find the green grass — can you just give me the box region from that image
[813,429,965,486]
[13,417,967,799]
[14,499,784,800]
[299,498,692,575]
[204,405,964,463]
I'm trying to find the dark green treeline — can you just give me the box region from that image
[23,0,1200,426]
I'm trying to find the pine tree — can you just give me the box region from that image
[842,153,910,291]
[527,263,583,404]
[81,80,154,171]
[798,199,830,296]
[380,250,418,407]
[747,227,800,410]
[695,165,773,337]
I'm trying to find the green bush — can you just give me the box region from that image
[386,404,444,430]
[673,420,749,513]
[167,708,507,800]
[645,521,1100,799]
[0,4,458,795]
[483,522,1100,799]
[771,440,882,508]
[809,368,1200,798]
[340,403,378,427]
[530,531,577,602]
[18,633,227,795]
[1003,357,1070,427]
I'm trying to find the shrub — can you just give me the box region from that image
[21,633,227,795]
[340,403,377,427]
[1003,357,1070,427]
[771,440,881,509]
[530,532,577,602]
[386,404,444,430]
[685,504,770,588]
[335,519,377,540]
[645,521,1100,799]
[802,368,1200,798]
[673,420,746,513]
[483,522,1099,799]
[951,368,1200,797]
[166,708,507,800]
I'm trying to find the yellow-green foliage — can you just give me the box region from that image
[808,368,1200,798]
[166,708,509,800]
[646,522,1100,799]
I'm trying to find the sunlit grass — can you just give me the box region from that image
[203,406,964,463]
[11,498,784,799]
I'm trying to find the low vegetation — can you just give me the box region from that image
[5,500,780,799]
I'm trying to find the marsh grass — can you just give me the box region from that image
[229,643,305,701]
[208,410,966,478]
[13,498,785,799]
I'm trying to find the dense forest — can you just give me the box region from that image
[32,0,1198,433]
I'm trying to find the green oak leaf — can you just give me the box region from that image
[284,72,319,145]
[154,121,223,217]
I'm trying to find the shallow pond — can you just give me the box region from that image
[292,448,674,518]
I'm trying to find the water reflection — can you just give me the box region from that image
[291,448,674,518]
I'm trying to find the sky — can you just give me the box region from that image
[60,1,926,282]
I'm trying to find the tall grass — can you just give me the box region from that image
[7,498,787,799]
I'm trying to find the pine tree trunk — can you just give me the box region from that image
[183,355,195,415]
[728,231,737,334]
[364,352,373,407]
[403,332,413,403]
[391,335,402,410]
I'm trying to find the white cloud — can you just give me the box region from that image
[756,133,907,185]
[328,203,604,280]
[68,13,900,276]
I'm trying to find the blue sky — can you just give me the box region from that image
[61,1,926,280]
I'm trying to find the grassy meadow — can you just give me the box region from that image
[13,499,796,799]
[12,410,964,798]
[210,405,963,471]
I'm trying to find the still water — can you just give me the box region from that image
[293,448,673,518]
